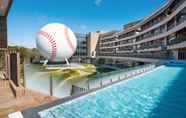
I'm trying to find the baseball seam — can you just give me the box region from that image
[39,31,57,61]
[64,27,75,53]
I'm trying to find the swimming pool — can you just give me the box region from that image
[39,65,186,118]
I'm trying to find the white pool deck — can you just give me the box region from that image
[8,111,24,118]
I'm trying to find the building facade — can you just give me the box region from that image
[70,33,88,62]
[97,0,186,63]
[71,32,102,63]
[87,31,102,58]
[74,33,88,57]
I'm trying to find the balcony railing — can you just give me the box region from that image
[168,37,186,45]
[126,52,169,59]
[99,51,171,59]
[141,0,186,31]
[87,64,155,91]
[177,15,186,25]
[171,0,186,12]
[137,43,162,50]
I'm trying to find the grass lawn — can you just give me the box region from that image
[26,63,115,83]
[44,64,97,81]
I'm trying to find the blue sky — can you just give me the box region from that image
[8,0,166,48]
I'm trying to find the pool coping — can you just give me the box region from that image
[19,66,158,118]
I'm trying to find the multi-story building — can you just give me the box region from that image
[97,0,186,63]
[87,31,102,58]
[74,33,88,57]
[71,32,102,63]
[71,33,88,62]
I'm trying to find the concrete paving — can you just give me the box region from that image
[0,80,56,118]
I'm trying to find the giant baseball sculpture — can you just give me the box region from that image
[36,23,77,64]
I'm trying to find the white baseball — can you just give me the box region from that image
[36,23,77,62]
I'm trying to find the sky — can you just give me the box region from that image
[7,0,166,48]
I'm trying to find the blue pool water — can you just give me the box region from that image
[39,65,186,118]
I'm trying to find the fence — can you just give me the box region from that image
[71,64,155,95]
[0,79,9,88]
[71,85,89,95]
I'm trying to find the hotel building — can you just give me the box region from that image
[96,0,186,63]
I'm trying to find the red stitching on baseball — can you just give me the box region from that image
[39,31,57,61]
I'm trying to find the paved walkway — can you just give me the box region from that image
[0,80,57,118]
[0,86,15,107]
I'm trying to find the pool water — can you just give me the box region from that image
[39,65,186,118]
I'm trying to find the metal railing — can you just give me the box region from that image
[168,37,186,45]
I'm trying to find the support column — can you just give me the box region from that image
[9,51,20,87]
[172,50,178,60]
[50,75,53,96]
[5,50,10,79]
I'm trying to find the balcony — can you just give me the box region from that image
[118,46,133,52]
[101,37,116,43]
[177,14,186,25]
[141,0,186,31]
[118,31,136,39]
[115,51,170,59]
[171,0,186,12]
[137,43,163,50]
[168,37,186,45]
[167,21,176,31]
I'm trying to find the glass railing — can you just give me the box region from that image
[86,64,155,90]
[116,51,169,59]
[99,51,170,59]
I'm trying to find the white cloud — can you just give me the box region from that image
[94,0,103,7]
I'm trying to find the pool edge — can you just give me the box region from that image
[11,65,162,118]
